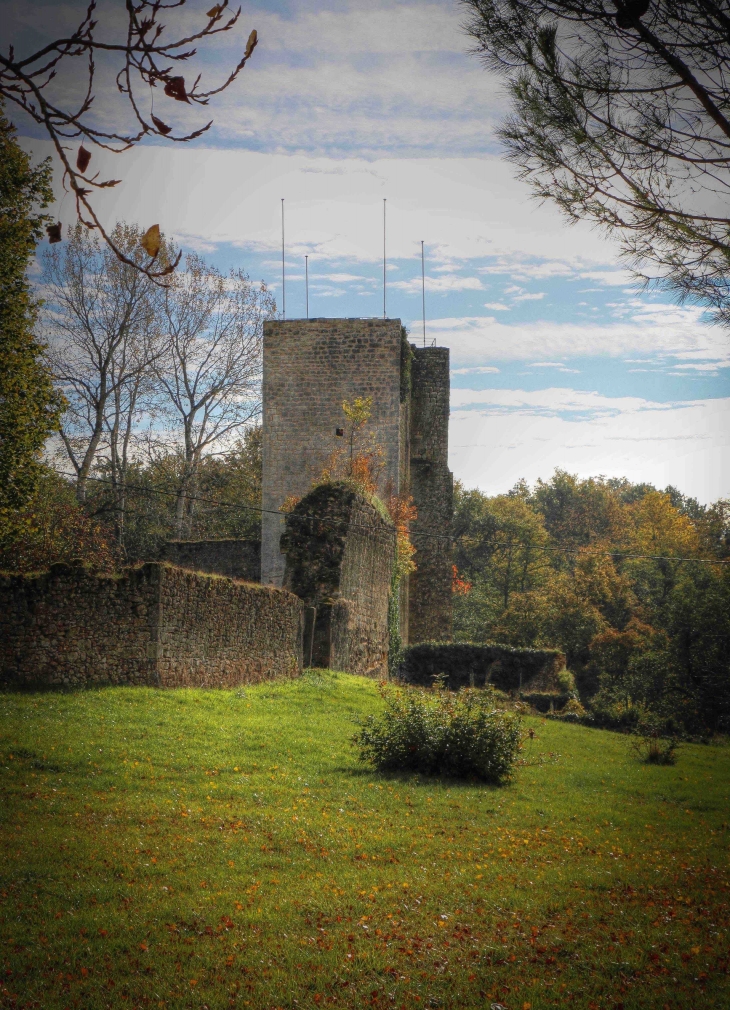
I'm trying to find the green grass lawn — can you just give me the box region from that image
[1,671,728,1010]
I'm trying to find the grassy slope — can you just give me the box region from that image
[0,672,728,1010]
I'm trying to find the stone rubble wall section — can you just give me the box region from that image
[154,566,301,686]
[0,563,302,689]
[261,318,405,587]
[0,563,158,688]
[283,484,395,679]
[159,539,261,583]
[335,495,396,678]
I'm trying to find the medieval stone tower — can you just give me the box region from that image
[261,317,453,644]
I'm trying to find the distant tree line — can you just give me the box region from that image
[452,470,730,735]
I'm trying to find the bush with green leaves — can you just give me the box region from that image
[353,685,521,783]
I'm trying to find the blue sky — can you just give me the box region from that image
[7,0,730,501]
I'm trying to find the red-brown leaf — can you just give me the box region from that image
[164,77,190,103]
[76,146,91,173]
[140,224,161,259]
[152,115,172,136]
[46,223,62,244]
[206,4,223,16]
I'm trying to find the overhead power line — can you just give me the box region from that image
[50,467,730,566]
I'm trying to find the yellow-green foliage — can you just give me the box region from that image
[0,675,728,1008]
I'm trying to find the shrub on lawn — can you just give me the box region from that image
[587,691,648,732]
[353,684,521,782]
[630,729,680,765]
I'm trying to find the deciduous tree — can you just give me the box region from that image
[154,254,272,536]
[43,223,164,512]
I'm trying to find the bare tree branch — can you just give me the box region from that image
[1,0,257,280]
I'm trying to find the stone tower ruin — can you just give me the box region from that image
[261,317,453,644]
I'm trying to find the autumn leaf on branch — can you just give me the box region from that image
[140,225,162,259]
[163,76,190,104]
[76,146,91,173]
[152,115,172,136]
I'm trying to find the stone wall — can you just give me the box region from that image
[282,483,395,678]
[408,346,453,642]
[159,539,260,583]
[261,318,406,588]
[398,642,567,693]
[0,563,302,689]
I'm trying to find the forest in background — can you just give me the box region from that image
[452,472,730,736]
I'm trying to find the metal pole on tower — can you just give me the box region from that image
[383,198,387,319]
[305,254,309,320]
[281,198,285,320]
[421,240,426,348]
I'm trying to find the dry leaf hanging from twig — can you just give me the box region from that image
[140,224,161,259]
[164,76,189,103]
[46,223,62,243]
[76,146,91,173]
[245,29,258,59]
[152,115,172,135]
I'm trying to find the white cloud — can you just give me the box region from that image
[484,302,510,311]
[7,0,507,159]
[428,312,730,365]
[578,269,635,286]
[392,274,484,293]
[451,366,501,375]
[671,362,725,372]
[315,272,367,283]
[512,291,545,302]
[450,387,673,417]
[450,395,730,504]
[529,362,581,373]
[22,141,620,269]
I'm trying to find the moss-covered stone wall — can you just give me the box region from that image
[282,483,395,678]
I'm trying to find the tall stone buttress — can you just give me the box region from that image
[261,317,452,644]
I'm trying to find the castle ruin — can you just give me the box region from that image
[261,318,453,644]
[1,318,455,690]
